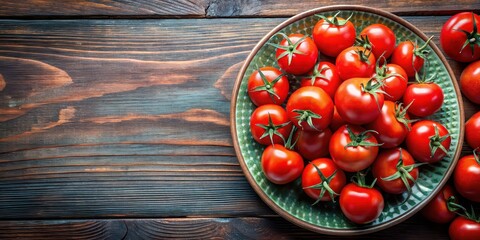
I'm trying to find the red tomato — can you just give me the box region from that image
[466,111,480,149]
[336,46,376,81]
[300,62,341,99]
[340,181,384,224]
[453,150,480,202]
[330,106,347,133]
[294,128,332,161]
[359,23,396,59]
[406,120,451,163]
[286,86,334,132]
[391,39,431,77]
[261,144,304,184]
[440,12,480,62]
[365,101,412,149]
[273,33,318,75]
[372,148,418,194]
[460,60,480,105]
[247,67,289,106]
[403,81,444,118]
[421,184,457,224]
[249,104,292,146]
[302,158,346,203]
[329,125,380,172]
[312,13,356,57]
[374,63,408,101]
[335,78,384,125]
[449,216,480,240]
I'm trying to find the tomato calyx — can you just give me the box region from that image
[255,113,290,146]
[303,164,340,204]
[305,62,329,85]
[355,34,373,50]
[351,170,377,189]
[250,69,286,103]
[413,36,433,62]
[456,13,480,56]
[474,148,480,165]
[316,11,353,27]
[269,33,307,66]
[292,109,322,131]
[428,125,450,158]
[345,126,382,148]
[374,55,405,81]
[413,63,436,84]
[355,47,374,64]
[447,196,480,223]
[360,78,388,110]
[394,102,415,130]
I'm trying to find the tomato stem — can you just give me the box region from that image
[315,11,353,26]
[255,113,290,146]
[428,125,450,158]
[304,164,339,204]
[351,170,377,188]
[447,196,480,222]
[360,78,389,111]
[394,102,416,131]
[345,126,382,148]
[305,63,328,86]
[456,13,480,56]
[283,125,297,150]
[268,33,307,66]
[292,109,322,131]
[250,69,285,103]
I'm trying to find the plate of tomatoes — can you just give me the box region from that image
[230,5,464,235]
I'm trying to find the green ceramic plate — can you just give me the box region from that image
[231,5,464,235]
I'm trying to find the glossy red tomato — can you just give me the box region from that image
[300,62,341,99]
[460,60,480,105]
[406,120,451,163]
[449,216,480,240]
[312,13,356,57]
[421,184,457,224]
[294,128,332,161]
[261,144,304,184]
[274,33,318,75]
[372,148,418,194]
[330,106,347,133]
[374,63,408,101]
[249,104,292,146]
[329,125,380,172]
[454,151,480,202]
[403,81,444,117]
[336,46,376,81]
[391,39,430,77]
[340,182,384,224]
[302,158,346,203]
[247,67,289,106]
[466,111,480,149]
[440,12,480,62]
[286,86,334,132]
[359,23,396,59]
[334,78,384,125]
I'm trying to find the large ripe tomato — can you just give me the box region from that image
[449,216,480,240]
[406,120,451,163]
[273,33,318,75]
[250,104,292,146]
[460,60,480,105]
[453,150,480,202]
[402,73,444,118]
[373,63,408,101]
[247,67,289,106]
[300,62,341,99]
[302,158,346,203]
[336,46,376,81]
[359,23,396,59]
[334,78,384,125]
[440,12,480,62]
[261,144,304,184]
[286,86,334,132]
[466,111,480,149]
[391,38,431,77]
[294,128,332,161]
[329,125,380,172]
[365,101,412,149]
[421,184,457,224]
[312,13,356,57]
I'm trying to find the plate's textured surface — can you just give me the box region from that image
[234,9,461,231]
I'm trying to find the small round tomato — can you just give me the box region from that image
[286,86,334,132]
[466,111,480,149]
[373,63,408,101]
[329,125,380,172]
[336,46,376,81]
[449,216,480,240]
[403,80,444,118]
[359,23,396,59]
[335,78,384,125]
[302,158,346,203]
[261,144,304,184]
[312,13,356,57]
[300,62,341,99]
[329,106,347,133]
[294,128,332,161]
[421,184,457,224]
[460,60,480,105]
[391,38,431,77]
[250,104,292,146]
[274,33,318,75]
[247,67,289,106]
[440,12,480,63]
[454,150,480,202]
[406,120,451,163]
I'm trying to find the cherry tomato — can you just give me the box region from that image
[340,179,384,224]
[359,23,396,59]
[312,13,356,57]
[286,86,334,132]
[300,62,341,99]
[247,67,289,106]
[440,12,480,62]
[372,148,418,194]
[466,111,480,149]
[329,125,380,172]
[330,106,347,133]
[261,144,304,184]
[391,39,431,77]
[403,81,444,118]
[294,128,332,161]
[421,184,457,224]
[460,60,480,105]
[336,46,376,81]
[302,158,346,203]
[406,120,451,163]
[373,63,408,101]
[249,104,292,146]
[274,33,318,75]
[449,216,480,240]
[454,150,480,202]
[335,78,384,125]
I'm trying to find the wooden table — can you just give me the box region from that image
[0,1,479,239]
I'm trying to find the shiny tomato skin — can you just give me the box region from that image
[372,148,418,194]
[360,23,396,59]
[339,183,384,224]
[378,64,408,101]
[406,120,451,163]
[449,216,480,240]
[300,62,341,99]
[276,34,318,75]
[312,16,356,57]
[421,184,457,224]
[440,12,480,63]
[294,128,332,161]
[249,104,292,146]
[247,67,289,106]
[460,60,480,105]
[402,82,444,117]
[336,46,376,81]
[261,144,304,184]
[454,154,480,202]
[466,111,480,149]
[302,158,346,202]
[391,41,425,77]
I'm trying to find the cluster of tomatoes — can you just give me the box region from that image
[247,10,480,234]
